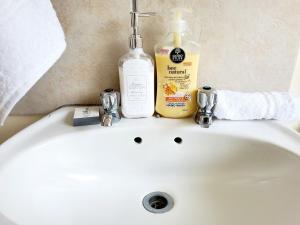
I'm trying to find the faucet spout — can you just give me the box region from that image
[101,114,113,127]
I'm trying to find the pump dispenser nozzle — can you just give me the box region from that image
[129,0,155,49]
[170,8,191,47]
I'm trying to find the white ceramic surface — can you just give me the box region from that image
[0,107,300,225]
[0,115,43,144]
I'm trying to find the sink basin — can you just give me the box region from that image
[0,107,300,225]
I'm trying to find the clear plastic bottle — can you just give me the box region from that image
[155,9,201,118]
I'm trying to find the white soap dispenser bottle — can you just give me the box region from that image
[118,0,155,118]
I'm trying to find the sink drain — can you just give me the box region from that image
[142,192,174,214]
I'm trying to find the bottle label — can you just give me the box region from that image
[170,48,185,64]
[123,59,150,101]
[162,67,192,108]
[127,75,147,101]
[156,52,199,113]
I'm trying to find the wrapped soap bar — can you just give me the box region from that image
[73,107,100,126]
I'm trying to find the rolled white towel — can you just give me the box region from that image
[214,90,299,121]
[0,0,66,125]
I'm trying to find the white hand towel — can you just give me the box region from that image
[214,90,299,121]
[0,0,66,125]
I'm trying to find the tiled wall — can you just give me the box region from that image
[12,0,300,114]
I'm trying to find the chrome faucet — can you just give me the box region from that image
[195,86,217,128]
[100,89,121,127]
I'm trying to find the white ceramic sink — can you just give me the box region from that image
[0,107,300,225]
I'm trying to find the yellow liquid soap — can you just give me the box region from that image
[154,8,200,118]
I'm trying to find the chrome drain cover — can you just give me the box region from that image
[142,192,174,214]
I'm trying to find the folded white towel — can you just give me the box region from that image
[214,90,299,121]
[0,0,66,125]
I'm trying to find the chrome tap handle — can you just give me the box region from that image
[100,89,120,113]
[195,86,217,128]
[100,89,121,126]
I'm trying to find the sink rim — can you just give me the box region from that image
[0,106,299,157]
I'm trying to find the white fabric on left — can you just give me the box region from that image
[0,0,66,125]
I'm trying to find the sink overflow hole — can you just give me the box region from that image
[134,137,142,144]
[143,192,174,214]
[174,137,182,144]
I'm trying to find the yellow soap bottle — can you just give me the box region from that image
[155,9,200,118]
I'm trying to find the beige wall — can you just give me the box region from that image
[290,44,300,97]
[12,0,300,115]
